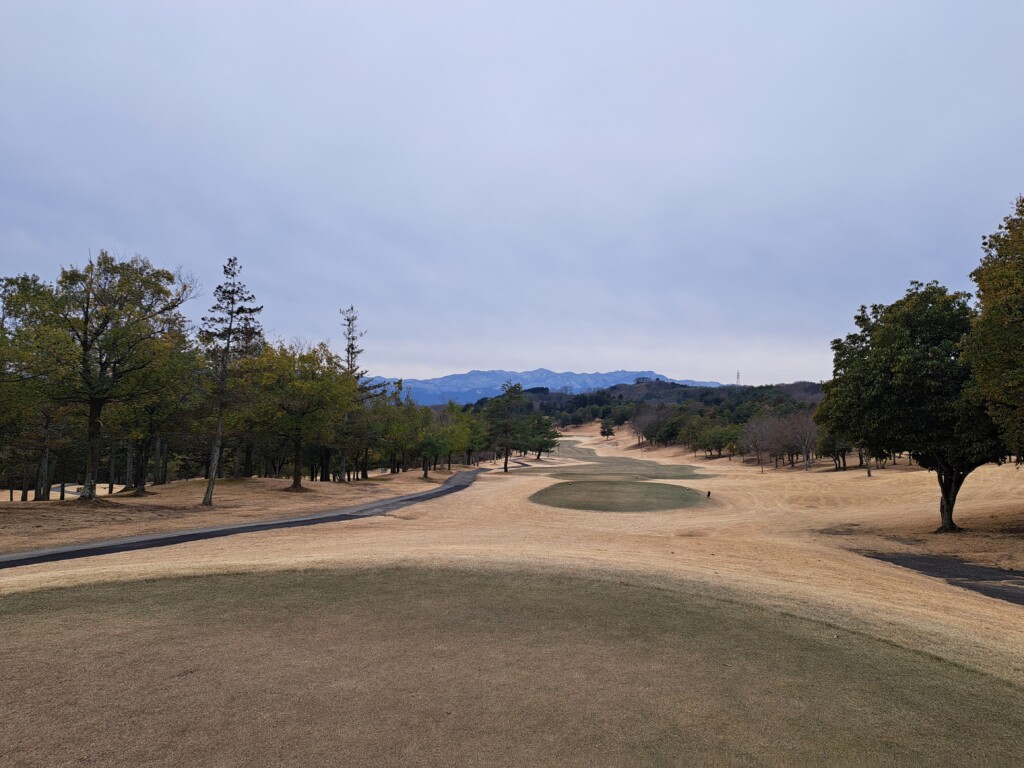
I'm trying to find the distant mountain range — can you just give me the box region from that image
[371,368,721,405]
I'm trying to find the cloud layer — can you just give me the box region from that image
[3,2,1022,384]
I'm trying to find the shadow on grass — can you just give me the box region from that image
[862,551,1024,607]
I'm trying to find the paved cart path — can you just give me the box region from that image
[0,469,487,570]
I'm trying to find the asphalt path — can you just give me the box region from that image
[0,469,487,571]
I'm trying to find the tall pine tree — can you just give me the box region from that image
[199,257,263,506]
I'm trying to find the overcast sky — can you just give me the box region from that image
[2,2,1022,385]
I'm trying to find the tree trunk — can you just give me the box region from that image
[20,461,30,502]
[320,448,331,482]
[290,438,304,490]
[48,456,59,497]
[160,440,170,484]
[361,448,369,480]
[203,406,225,506]
[133,439,151,496]
[151,436,165,485]
[107,436,116,494]
[242,442,254,478]
[422,455,429,479]
[124,443,136,490]
[80,399,104,500]
[936,468,967,532]
[34,425,52,501]
[503,447,510,473]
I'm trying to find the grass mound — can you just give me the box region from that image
[3,568,1023,766]
[529,480,703,512]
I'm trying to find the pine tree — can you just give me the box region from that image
[199,257,263,506]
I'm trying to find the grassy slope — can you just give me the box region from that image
[3,567,1022,767]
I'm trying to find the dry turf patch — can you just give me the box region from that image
[0,473,449,556]
[3,567,1022,767]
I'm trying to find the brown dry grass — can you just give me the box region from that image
[4,568,1023,767]
[0,470,463,554]
[3,427,1024,763]
[1,430,1023,679]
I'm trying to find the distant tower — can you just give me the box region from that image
[736,370,741,386]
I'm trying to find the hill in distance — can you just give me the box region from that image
[372,368,721,405]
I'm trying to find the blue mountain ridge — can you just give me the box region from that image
[369,368,721,405]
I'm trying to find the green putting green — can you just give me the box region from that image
[529,479,704,512]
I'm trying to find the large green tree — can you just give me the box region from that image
[1,277,67,499]
[118,324,203,495]
[965,196,1024,456]
[251,341,354,491]
[817,281,1005,531]
[3,253,195,499]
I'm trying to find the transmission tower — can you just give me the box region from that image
[736,370,741,386]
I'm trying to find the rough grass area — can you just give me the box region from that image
[529,480,703,512]
[0,473,445,555]
[3,567,1022,766]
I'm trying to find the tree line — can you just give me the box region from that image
[525,378,820,432]
[529,379,826,471]
[0,254,558,503]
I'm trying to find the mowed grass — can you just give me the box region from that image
[526,440,705,483]
[3,568,1023,767]
[527,439,706,512]
[530,480,703,512]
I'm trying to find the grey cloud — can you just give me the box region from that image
[2,2,1022,384]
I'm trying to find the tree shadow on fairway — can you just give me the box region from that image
[862,551,1024,607]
